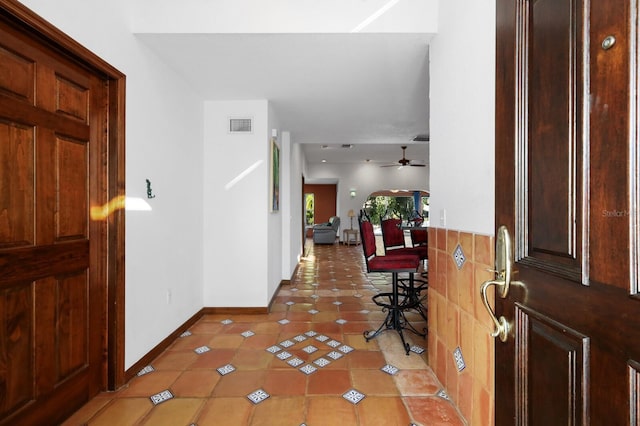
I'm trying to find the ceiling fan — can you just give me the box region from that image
[381,145,426,168]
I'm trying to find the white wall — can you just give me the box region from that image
[267,104,284,299]
[203,100,275,307]
[428,0,495,235]
[305,161,429,234]
[280,132,305,281]
[19,0,205,369]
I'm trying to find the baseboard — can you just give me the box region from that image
[124,308,205,383]
[201,306,269,315]
[122,282,297,384]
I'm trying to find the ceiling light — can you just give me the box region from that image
[321,159,327,163]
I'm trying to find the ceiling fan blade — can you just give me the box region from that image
[379,145,425,168]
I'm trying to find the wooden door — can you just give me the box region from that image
[0,7,118,424]
[495,0,640,423]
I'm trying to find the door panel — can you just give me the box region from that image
[495,0,640,423]
[515,305,588,424]
[0,283,33,414]
[0,121,34,248]
[528,0,581,264]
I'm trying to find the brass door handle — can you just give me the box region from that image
[480,225,514,342]
[480,279,510,342]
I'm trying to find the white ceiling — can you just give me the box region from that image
[136,32,431,165]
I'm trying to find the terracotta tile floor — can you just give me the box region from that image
[64,241,467,425]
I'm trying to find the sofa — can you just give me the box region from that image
[313,216,340,244]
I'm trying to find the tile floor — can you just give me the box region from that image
[63,241,467,425]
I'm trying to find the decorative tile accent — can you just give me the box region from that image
[286,301,295,306]
[221,319,233,325]
[247,389,270,404]
[453,347,466,372]
[241,330,255,338]
[287,358,304,367]
[310,294,320,299]
[194,345,211,354]
[150,390,174,405]
[381,364,399,375]
[335,319,347,325]
[302,345,318,354]
[333,301,343,305]
[342,389,366,404]
[137,365,155,376]
[180,330,192,338]
[410,345,425,355]
[267,330,356,374]
[216,364,236,375]
[277,351,293,360]
[308,309,319,314]
[338,345,354,354]
[290,287,299,292]
[453,244,466,270]
[299,364,318,375]
[278,319,291,325]
[437,389,451,400]
[360,309,370,314]
[326,351,343,360]
[266,345,281,354]
[313,358,331,367]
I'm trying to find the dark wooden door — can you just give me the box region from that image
[0,13,109,425]
[495,0,640,423]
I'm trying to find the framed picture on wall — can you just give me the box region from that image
[270,137,280,212]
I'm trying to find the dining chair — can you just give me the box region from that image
[358,211,425,354]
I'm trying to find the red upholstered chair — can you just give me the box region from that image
[410,228,428,248]
[358,211,425,354]
[379,216,428,321]
[380,217,428,261]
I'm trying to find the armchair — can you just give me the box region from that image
[313,216,340,244]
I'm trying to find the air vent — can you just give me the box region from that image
[229,118,252,133]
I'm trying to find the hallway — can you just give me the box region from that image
[63,242,466,425]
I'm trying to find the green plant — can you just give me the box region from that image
[305,193,315,225]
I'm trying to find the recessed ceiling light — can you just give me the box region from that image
[321,159,327,163]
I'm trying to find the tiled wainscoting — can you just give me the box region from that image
[428,228,495,425]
